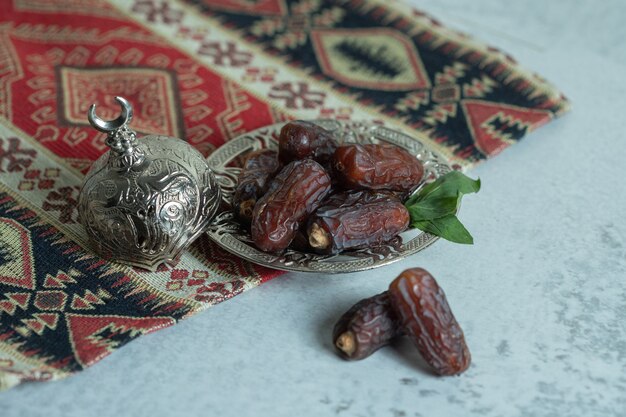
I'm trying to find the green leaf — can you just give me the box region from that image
[412,215,474,244]
[406,195,459,220]
[407,171,481,206]
[404,171,480,245]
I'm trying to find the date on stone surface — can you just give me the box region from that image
[333,291,402,360]
[388,268,471,376]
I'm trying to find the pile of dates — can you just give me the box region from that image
[334,268,471,376]
[232,121,425,254]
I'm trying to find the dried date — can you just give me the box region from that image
[314,190,396,210]
[278,120,338,165]
[388,268,471,375]
[232,150,281,223]
[307,191,409,254]
[289,227,312,252]
[251,159,331,252]
[333,144,424,192]
[333,292,402,360]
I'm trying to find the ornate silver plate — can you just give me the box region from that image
[205,120,453,273]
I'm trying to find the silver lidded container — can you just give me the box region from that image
[78,96,221,271]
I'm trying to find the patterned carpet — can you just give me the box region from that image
[0,0,568,390]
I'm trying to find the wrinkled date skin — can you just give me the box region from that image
[388,268,471,375]
[278,121,338,165]
[307,191,409,254]
[232,150,281,223]
[312,190,396,210]
[289,227,312,252]
[252,159,331,252]
[334,144,424,192]
[333,292,402,360]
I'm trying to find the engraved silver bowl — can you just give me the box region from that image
[78,97,221,271]
[205,120,454,273]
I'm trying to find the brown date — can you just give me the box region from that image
[333,144,424,192]
[289,227,312,252]
[313,189,397,211]
[232,150,281,223]
[333,292,402,360]
[278,120,338,165]
[251,159,331,252]
[388,268,471,376]
[307,191,409,254]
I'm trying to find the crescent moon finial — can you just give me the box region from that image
[88,96,134,133]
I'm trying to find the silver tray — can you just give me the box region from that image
[205,120,453,273]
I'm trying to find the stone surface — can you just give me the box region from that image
[2,0,626,416]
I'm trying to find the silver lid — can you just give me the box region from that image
[78,97,221,271]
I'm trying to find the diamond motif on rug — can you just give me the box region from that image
[57,66,183,138]
[461,100,552,156]
[0,218,35,290]
[311,28,431,91]
[66,313,175,367]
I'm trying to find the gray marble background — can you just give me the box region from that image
[2,0,625,416]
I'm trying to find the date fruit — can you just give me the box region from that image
[333,292,402,360]
[278,120,338,165]
[289,227,312,252]
[308,191,409,254]
[251,159,331,252]
[232,150,281,223]
[333,144,424,192]
[388,268,471,376]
